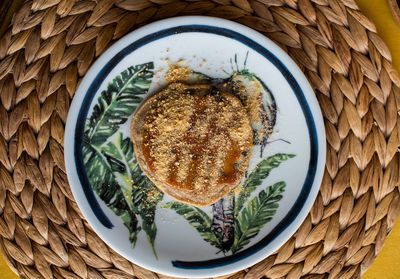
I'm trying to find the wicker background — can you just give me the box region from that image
[388,0,400,26]
[1,0,400,278]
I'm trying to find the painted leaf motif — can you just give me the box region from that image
[82,141,140,244]
[166,153,294,255]
[232,181,286,254]
[83,63,157,251]
[86,62,154,146]
[101,132,163,256]
[235,153,295,215]
[164,202,223,251]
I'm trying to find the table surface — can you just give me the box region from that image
[1,0,400,278]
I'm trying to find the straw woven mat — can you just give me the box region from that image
[1,0,400,278]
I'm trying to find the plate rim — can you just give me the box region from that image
[64,15,326,278]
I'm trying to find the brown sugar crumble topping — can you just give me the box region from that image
[164,65,191,84]
[131,67,253,207]
[143,83,251,190]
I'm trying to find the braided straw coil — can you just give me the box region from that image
[1,0,400,278]
[388,0,400,26]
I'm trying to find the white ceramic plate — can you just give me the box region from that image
[65,16,326,278]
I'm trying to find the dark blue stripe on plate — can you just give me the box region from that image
[74,24,319,269]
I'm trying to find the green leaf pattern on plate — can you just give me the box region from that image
[165,154,294,255]
[82,59,294,258]
[232,181,286,254]
[82,62,163,257]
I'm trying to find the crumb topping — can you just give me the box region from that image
[141,83,252,192]
[164,65,192,84]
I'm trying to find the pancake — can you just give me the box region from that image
[131,82,253,207]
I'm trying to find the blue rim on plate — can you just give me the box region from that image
[74,25,318,269]
[65,16,326,278]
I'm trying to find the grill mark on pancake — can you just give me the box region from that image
[133,82,253,206]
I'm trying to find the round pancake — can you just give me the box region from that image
[131,82,252,207]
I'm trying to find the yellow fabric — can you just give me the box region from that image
[1,1,400,278]
[0,254,16,279]
[356,0,400,72]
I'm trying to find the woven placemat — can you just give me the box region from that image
[389,0,400,26]
[1,0,400,278]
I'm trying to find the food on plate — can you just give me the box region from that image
[131,82,252,206]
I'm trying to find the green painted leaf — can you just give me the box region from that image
[235,153,295,215]
[82,141,140,245]
[232,181,286,254]
[86,62,154,146]
[101,132,163,257]
[82,62,158,251]
[132,179,163,259]
[164,202,223,251]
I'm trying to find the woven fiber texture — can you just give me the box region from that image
[388,0,400,26]
[1,0,400,278]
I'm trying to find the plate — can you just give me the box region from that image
[64,16,326,278]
